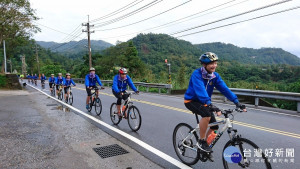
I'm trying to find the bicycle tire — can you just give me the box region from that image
[110,103,121,125]
[69,92,73,105]
[87,97,93,112]
[58,91,62,100]
[95,97,102,116]
[222,137,272,169]
[173,123,199,166]
[127,106,142,132]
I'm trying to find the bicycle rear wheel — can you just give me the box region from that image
[222,137,272,169]
[127,106,141,132]
[173,123,199,166]
[95,97,102,115]
[69,92,73,105]
[110,103,121,125]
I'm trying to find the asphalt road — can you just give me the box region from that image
[26,80,300,168]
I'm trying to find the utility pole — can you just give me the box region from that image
[165,59,171,84]
[82,15,94,68]
[3,40,7,73]
[33,44,40,77]
[7,59,12,73]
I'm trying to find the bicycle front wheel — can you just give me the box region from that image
[110,103,121,125]
[95,97,102,116]
[58,92,63,100]
[173,123,199,166]
[69,92,73,105]
[127,106,141,132]
[222,137,272,169]
[87,97,93,112]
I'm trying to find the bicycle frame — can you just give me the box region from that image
[65,86,72,97]
[120,92,135,114]
[181,112,237,151]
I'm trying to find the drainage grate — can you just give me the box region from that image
[93,144,129,159]
[46,104,58,106]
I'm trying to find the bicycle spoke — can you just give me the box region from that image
[173,123,199,165]
[223,138,271,169]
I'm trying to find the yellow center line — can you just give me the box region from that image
[73,86,300,139]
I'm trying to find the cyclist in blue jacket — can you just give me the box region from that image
[41,73,46,85]
[85,67,104,110]
[49,74,56,94]
[64,73,76,102]
[27,74,31,83]
[112,68,139,117]
[55,73,64,97]
[184,52,246,160]
[33,73,38,85]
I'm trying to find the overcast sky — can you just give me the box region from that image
[30,0,300,57]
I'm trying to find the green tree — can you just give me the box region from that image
[177,63,186,89]
[0,0,39,72]
[40,64,66,77]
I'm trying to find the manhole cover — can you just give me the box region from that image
[93,144,129,159]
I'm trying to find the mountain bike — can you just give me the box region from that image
[34,79,37,86]
[57,84,63,100]
[110,91,142,132]
[87,87,103,116]
[50,83,55,96]
[65,86,74,105]
[41,80,45,89]
[173,108,272,168]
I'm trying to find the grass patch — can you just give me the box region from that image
[0,74,7,88]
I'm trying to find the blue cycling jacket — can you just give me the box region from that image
[41,76,47,80]
[48,77,55,83]
[55,77,64,85]
[184,68,238,105]
[85,74,102,87]
[33,75,38,80]
[112,74,137,93]
[27,75,31,79]
[64,79,76,86]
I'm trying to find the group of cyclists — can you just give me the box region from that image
[26,73,38,85]
[23,52,247,162]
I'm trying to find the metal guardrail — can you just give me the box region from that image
[215,88,300,113]
[73,78,300,112]
[72,78,172,94]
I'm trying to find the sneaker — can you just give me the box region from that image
[86,104,89,110]
[197,139,212,153]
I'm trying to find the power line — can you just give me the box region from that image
[90,0,144,23]
[177,6,300,38]
[94,0,192,32]
[48,25,83,49]
[93,0,163,28]
[94,0,248,39]
[171,0,292,35]
[34,21,81,39]
[51,32,85,51]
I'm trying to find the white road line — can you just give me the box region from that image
[27,84,192,169]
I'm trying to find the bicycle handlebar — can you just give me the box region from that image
[122,91,139,95]
[221,108,244,115]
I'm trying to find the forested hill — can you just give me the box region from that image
[195,42,300,65]
[131,33,300,67]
